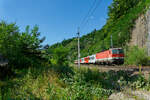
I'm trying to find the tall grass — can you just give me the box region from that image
[1,66,112,100]
[2,64,150,99]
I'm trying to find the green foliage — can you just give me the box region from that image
[108,0,140,20]
[129,74,150,91]
[0,22,46,68]
[131,75,147,89]
[2,64,150,100]
[124,46,149,66]
[18,25,46,68]
[1,0,150,99]
[0,21,20,63]
[48,45,69,66]
[1,66,112,100]
[0,21,48,80]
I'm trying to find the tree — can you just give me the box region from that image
[17,25,46,68]
[0,21,47,70]
[48,46,69,66]
[108,0,140,20]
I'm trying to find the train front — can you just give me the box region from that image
[110,48,124,64]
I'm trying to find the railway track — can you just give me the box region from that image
[76,64,150,72]
[73,64,150,79]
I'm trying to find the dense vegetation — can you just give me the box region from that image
[2,62,150,99]
[0,21,112,100]
[125,46,150,66]
[0,0,150,99]
[0,22,48,78]
[49,0,150,61]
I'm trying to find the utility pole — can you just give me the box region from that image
[118,33,120,47]
[103,33,105,51]
[111,34,113,48]
[77,27,80,68]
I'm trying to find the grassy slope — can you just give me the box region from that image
[2,66,112,100]
[49,0,150,61]
[2,65,150,100]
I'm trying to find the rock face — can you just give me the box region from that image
[129,8,150,56]
[130,14,147,48]
[109,90,150,100]
[146,8,150,56]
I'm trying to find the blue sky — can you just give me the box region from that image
[0,0,113,45]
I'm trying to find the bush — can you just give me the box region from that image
[124,46,149,66]
[0,22,47,70]
[62,68,112,100]
[48,46,69,66]
[131,75,147,89]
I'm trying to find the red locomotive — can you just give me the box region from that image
[75,48,124,65]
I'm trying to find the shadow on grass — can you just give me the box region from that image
[0,64,75,99]
[80,68,142,91]
[50,65,74,78]
[0,64,144,99]
[1,86,41,100]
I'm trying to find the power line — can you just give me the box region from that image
[81,0,103,31]
[77,0,98,64]
[76,0,103,66]
[77,27,80,68]
[79,0,97,28]
[81,0,103,32]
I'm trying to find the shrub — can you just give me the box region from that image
[131,75,147,89]
[124,46,149,66]
[48,46,69,66]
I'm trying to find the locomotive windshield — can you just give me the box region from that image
[112,49,123,54]
[90,56,95,60]
[81,58,84,62]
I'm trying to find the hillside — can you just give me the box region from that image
[49,0,150,61]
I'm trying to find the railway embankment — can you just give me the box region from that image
[77,64,150,100]
[78,64,150,78]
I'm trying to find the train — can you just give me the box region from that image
[74,48,124,65]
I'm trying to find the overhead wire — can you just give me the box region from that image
[76,0,103,63]
[79,0,97,28]
[80,0,103,33]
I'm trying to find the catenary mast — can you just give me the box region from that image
[77,27,80,68]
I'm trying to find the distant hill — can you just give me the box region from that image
[48,0,150,61]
